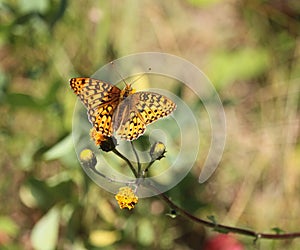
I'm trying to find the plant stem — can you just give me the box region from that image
[142,160,155,177]
[112,148,138,178]
[146,182,300,241]
[130,141,141,176]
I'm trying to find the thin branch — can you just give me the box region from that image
[146,182,300,240]
[82,158,135,184]
[130,141,141,176]
[112,148,138,178]
[89,157,300,240]
[142,160,155,177]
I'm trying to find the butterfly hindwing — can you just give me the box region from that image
[88,102,119,135]
[136,92,176,124]
[116,110,146,140]
[113,92,176,140]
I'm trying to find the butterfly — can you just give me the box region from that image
[69,77,176,141]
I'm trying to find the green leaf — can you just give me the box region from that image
[23,177,75,210]
[207,215,217,224]
[0,216,19,237]
[271,227,285,234]
[43,134,73,161]
[6,93,42,110]
[18,0,49,14]
[137,218,155,246]
[23,178,54,209]
[31,206,60,250]
[206,48,270,89]
[43,134,79,167]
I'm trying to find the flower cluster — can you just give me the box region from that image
[88,129,168,210]
[115,187,138,210]
[90,127,117,152]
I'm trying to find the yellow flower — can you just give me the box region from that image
[90,127,117,152]
[115,187,138,210]
[90,127,106,145]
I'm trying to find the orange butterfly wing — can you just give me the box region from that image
[70,77,121,136]
[113,92,176,140]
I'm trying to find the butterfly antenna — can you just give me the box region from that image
[110,62,152,87]
[127,67,152,87]
[110,61,129,87]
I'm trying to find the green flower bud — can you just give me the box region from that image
[80,149,97,169]
[150,141,166,161]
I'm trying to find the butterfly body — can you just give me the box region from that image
[70,77,176,141]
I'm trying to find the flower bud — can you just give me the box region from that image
[150,141,166,161]
[80,149,97,169]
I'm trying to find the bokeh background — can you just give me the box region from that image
[1,0,300,249]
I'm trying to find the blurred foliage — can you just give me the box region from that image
[0,0,300,249]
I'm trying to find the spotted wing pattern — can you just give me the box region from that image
[69,77,121,136]
[113,92,177,140]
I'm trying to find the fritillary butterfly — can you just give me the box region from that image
[70,77,176,140]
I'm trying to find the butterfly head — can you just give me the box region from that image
[120,83,136,99]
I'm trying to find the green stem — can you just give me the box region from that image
[142,160,155,177]
[146,182,300,241]
[112,148,138,178]
[130,141,141,176]
[81,155,135,184]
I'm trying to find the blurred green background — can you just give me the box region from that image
[1,0,300,249]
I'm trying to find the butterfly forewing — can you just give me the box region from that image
[70,77,121,136]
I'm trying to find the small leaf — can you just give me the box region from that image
[271,227,285,234]
[31,207,60,250]
[207,215,217,224]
